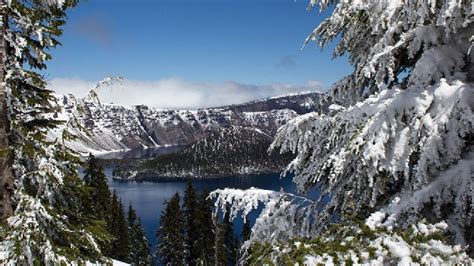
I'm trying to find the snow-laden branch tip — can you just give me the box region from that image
[210,187,319,246]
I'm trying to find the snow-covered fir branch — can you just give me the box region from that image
[212,0,474,263]
[0,1,110,264]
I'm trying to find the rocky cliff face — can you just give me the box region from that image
[49,91,325,154]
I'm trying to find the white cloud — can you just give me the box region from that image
[47,77,325,109]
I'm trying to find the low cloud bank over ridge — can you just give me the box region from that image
[48,77,325,109]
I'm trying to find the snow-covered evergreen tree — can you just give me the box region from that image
[83,154,112,221]
[183,179,201,264]
[196,188,215,264]
[222,205,239,265]
[212,0,474,263]
[108,191,130,262]
[127,203,151,266]
[157,192,186,265]
[0,0,110,264]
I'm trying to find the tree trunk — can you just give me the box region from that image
[0,4,14,220]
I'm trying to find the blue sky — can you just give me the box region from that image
[47,0,352,108]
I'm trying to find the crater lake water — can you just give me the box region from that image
[99,147,321,262]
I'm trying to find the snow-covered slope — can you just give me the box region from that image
[223,91,326,114]
[48,92,326,154]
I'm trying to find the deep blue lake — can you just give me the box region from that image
[99,147,320,262]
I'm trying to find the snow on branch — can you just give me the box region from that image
[271,78,473,233]
[210,188,319,245]
[304,0,473,102]
[1,1,105,263]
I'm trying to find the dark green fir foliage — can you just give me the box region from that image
[223,205,239,265]
[83,154,112,220]
[157,182,243,265]
[214,214,228,266]
[81,154,114,255]
[183,179,201,264]
[108,191,131,262]
[213,205,240,266]
[157,192,186,265]
[128,203,152,265]
[83,155,151,263]
[196,188,216,264]
[242,216,252,242]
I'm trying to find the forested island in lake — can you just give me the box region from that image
[112,126,294,180]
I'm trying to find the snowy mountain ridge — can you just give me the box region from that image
[219,90,327,115]
[49,91,326,154]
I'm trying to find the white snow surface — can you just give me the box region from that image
[86,259,130,266]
